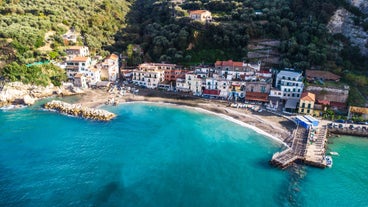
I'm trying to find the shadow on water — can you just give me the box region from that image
[91,181,123,206]
[274,164,309,207]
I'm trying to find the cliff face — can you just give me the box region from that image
[327,8,368,56]
[348,0,368,15]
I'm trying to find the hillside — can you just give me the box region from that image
[0,0,367,106]
[0,0,131,65]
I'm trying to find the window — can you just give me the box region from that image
[302,103,305,108]
[301,109,304,113]
[261,86,266,93]
[308,104,311,108]
[307,110,310,113]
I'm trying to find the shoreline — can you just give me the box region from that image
[75,88,295,146]
[110,100,289,146]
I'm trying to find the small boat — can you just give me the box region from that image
[325,156,333,168]
[330,151,339,156]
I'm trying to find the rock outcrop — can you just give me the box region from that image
[327,8,368,56]
[348,0,368,15]
[0,82,84,107]
[44,100,116,121]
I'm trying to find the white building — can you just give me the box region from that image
[65,46,90,57]
[189,10,212,22]
[99,54,119,82]
[275,70,304,100]
[65,56,92,79]
[132,69,165,89]
[204,77,230,98]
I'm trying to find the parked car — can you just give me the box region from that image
[356,121,368,125]
[335,119,345,123]
[346,120,354,124]
[338,124,343,128]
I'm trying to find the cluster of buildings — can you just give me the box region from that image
[57,46,119,88]
[124,60,352,117]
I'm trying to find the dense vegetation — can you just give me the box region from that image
[0,0,131,65]
[2,63,67,86]
[0,0,367,105]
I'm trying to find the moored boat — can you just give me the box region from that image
[330,151,339,156]
[325,156,333,168]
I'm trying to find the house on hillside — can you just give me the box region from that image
[66,46,90,57]
[65,56,92,79]
[214,60,261,81]
[189,10,212,22]
[298,92,316,115]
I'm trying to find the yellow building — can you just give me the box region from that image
[298,92,315,115]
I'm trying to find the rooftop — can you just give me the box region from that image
[70,56,89,62]
[215,60,244,68]
[277,70,302,79]
[306,70,341,81]
[189,10,210,15]
[67,46,86,50]
[349,106,368,114]
[300,92,316,102]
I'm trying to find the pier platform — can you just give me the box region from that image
[270,124,328,169]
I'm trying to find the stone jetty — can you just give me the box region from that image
[44,100,116,121]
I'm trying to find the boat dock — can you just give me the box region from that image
[270,118,329,169]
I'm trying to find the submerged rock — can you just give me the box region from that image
[44,100,116,121]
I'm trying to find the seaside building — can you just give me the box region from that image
[73,73,87,88]
[275,69,304,112]
[65,46,90,58]
[298,92,316,115]
[138,63,176,71]
[189,10,212,22]
[204,77,230,98]
[214,60,261,81]
[98,54,119,82]
[184,70,208,95]
[132,67,165,89]
[244,81,271,103]
[65,56,92,79]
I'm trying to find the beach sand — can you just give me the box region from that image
[76,88,296,145]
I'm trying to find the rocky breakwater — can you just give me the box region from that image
[44,100,116,121]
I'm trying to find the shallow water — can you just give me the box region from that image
[0,103,367,206]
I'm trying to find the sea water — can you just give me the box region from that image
[0,102,367,207]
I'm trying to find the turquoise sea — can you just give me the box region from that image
[0,101,367,207]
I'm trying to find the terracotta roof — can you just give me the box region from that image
[74,73,83,78]
[107,54,119,60]
[349,106,368,114]
[71,56,89,62]
[215,60,243,68]
[317,99,330,105]
[306,70,341,81]
[67,46,85,50]
[189,10,210,15]
[300,92,315,102]
[203,89,220,96]
[245,92,269,102]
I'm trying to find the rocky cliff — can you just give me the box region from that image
[348,0,368,15]
[0,82,84,107]
[327,8,368,55]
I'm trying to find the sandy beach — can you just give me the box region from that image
[76,87,296,145]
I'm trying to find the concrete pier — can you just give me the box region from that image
[270,124,328,169]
